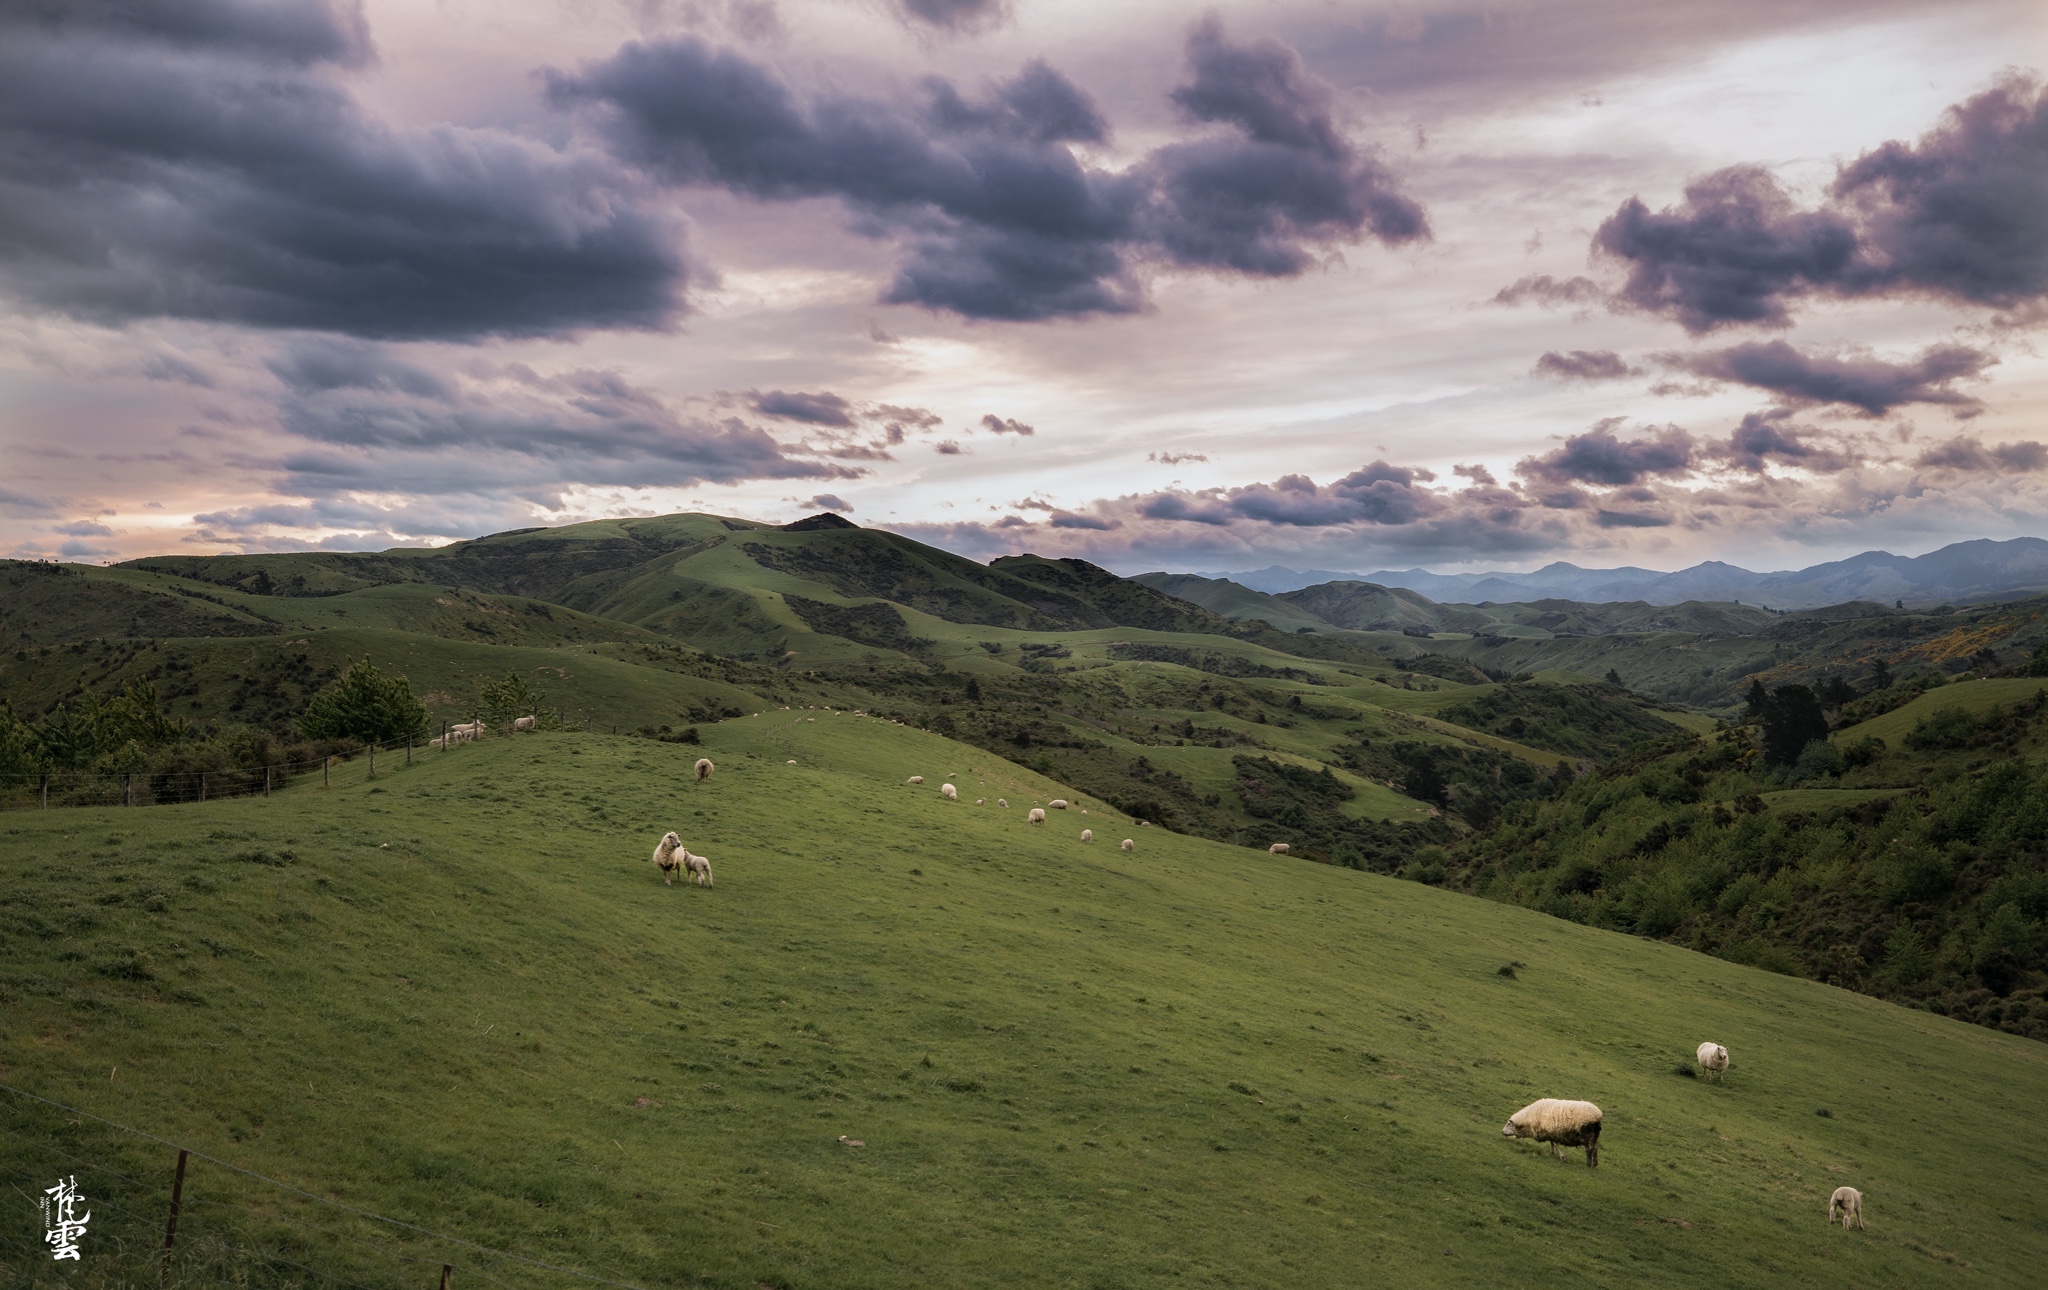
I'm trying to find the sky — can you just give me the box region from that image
[2,0,2046,577]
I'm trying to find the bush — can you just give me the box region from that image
[1790,739,1845,781]
[299,658,428,744]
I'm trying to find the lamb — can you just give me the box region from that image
[1120,839,1134,852]
[997,798,1008,808]
[1048,799,1070,810]
[1080,829,1093,842]
[683,850,713,887]
[1268,843,1290,855]
[908,775,925,784]
[652,831,686,886]
[1828,1186,1865,1230]
[1501,1099,1603,1167]
[512,715,537,732]
[976,798,985,805]
[940,783,958,800]
[1028,808,1047,824]
[695,758,714,782]
[1696,1041,1729,1081]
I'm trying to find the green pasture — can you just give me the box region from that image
[1836,677,2048,746]
[1,719,2043,1287]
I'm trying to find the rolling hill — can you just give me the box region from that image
[2,723,2043,1287]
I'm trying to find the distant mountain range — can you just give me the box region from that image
[1200,537,2048,610]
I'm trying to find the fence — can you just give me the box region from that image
[0,719,541,814]
[0,1081,652,1289]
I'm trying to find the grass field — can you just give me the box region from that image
[2,717,2044,1288]
[1836,676,2048,746]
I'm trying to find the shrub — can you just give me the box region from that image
[299,658,428,744]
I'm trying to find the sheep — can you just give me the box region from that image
[683,850,713,887]
[1028,808,1047,824]
[908,775,925,784]
[1501,1099,1603,1167]
[940,783,958,800]
[1120,838,1134,852]
[451,720,486,741]
[976,798,985,805]
[512,715,537,732]
[1048,799,1070,810]
[1080,829,1093,842]
[1696,1042,1729,1081]
[652,831,685,886]
[997,798,1008,808]
[1268,843,1290,855]
[695,758,714,782]
[1828,1186,1865,1231]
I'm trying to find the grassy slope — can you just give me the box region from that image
[3,723,2044,1288]
[1836,676,2048,746]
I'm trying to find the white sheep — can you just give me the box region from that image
[1080,829,1093,842]
[683,850,713,887]
[908,775,924,784]
[1268,843,1290,855]
[1049,799,1070,810]
[997,798,1008,808]
[652,831,685,886]
[513,715,537,732]
[787,759,797,764]
[451,720,486,741]
[1696,1042,1729,1081]
[976,798,985,805]
[1501,1099,1603,1167]
[1028,808,1046,824]
[695,757,714,782]
[1120,838,1134,852]
[940,783,958,800]
[1828,1186,1865,1231]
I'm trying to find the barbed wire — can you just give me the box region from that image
[0,1081,654,1290]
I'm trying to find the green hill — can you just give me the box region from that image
[3,723,2043,1287]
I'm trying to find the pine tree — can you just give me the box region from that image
[299,658,428,744]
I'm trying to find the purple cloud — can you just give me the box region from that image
[1914,436,2048,472]
[1517,423,1696,487]
[1535,349,1635,381]
[979,414,1036,435]
[750,390,857,427]
[1665,340,1994,415]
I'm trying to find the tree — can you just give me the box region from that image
[1868,658,1893,690]
[1604,668,1624,687]
[300,658,428,744]
[1759,684,1828,767]
[1817,675,1857,708]
[477,669,549,729]
[1744,678,1769,718]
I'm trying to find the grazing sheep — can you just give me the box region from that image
[1828,1186,1865,1230]
[1501,1099,1603,1167]
[1120,839,1134,852]
[1268,843,1290,855]
[1080,829,1093,842]
[512,715,537,732]
[997,798,1008,808]
[908,775,925,784]
[1028,808,1047,824]
[787,759,797,764]
[695,758,714,782]
[976,798,985,805]
[940,783,958,800]
[683,850,713,887]
[1139,820,1151,827]
[652,832,685,886]
[1696,1042,1729,1081]
[1049,799,1070,810]
[450,720,486,742]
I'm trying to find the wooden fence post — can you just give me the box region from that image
[199,772,206,803]
[125,773,133,807]
[39,773,47,810]
[265,765,272,798]
[406,736,412,766]
[439,1264,452,1289]
[324,756,330,789]
[160,1146,188,1281]
[369,745,376,778]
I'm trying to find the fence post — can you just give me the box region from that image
[161,1146,188,1281]
[440,1264,452,1290]
[39,773,47,810]
[125,773,132,808]
[441,722,447,751]
[199,772,206,803]
[369,745,376,778]
[324,756,330,789]
[406,736,412,766]
[265,765,272,798]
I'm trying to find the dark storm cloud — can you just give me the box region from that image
[1592,78,2048,332]
[1535,349,1634,381]
[749,389,856,427]
[1666,340,1994,416]
[1914,436,2048,472]
[0,1,689,340]
[549,18,1426,321]
[1717,408,1857,474]
[1517,423,1696,486]
[266,337,451,399]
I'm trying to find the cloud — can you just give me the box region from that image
[808,493,853,512]
[1592,77,2048,332]
[1914,436,2048,472]
[549,18,1425,321]
[1664,340,1994,416]
[1717,408,1857,474]
[1453,463,1496,485]
[1535,349,1635,381]
[934,439,965,454]
[1493,274,1603,308]
[0,487,55,517]
[1517,422,1696,486]
[895,0,1009,33]
[749,389,856,427]
[0,2,689,340]
[1049,511,1116,530]
[51,520,115,537]
[1148,451,1207,464]
[979,414,1035,435]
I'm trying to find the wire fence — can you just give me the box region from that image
[0,1081,653,1289]
[0,719,547,815]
